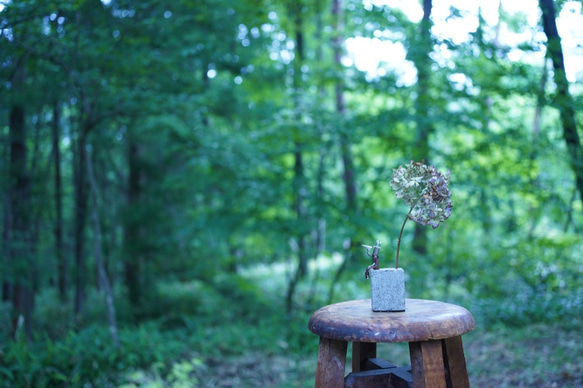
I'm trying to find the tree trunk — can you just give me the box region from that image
[539,0,583,204]
[87,146,119,348]
[9,62,34,340]
[411,0,433,256]
[124,140,143,309]
[286,0,308,314]
[327,0,360,304]
[293,148,308,278]
[52,102,67,302]
[333,0,357,213]
[313,0,327,256]
[294,5,308,279]
[2,152,12,303]
[71,3,101,318]
[73,130,89,317]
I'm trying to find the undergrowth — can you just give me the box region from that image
[0,274,316,387]
[0,265,581,387]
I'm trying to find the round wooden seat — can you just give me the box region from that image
[308,299,476,388]
[309,298,476,343]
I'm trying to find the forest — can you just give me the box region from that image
[1,0,582,386]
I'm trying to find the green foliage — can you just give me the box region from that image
[0,0,582,385]
[2,268,581,386]
[0,322,195,387]
[0,276,316,387]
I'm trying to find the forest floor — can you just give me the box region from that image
[193,321,583,388]
[6,278,581,387]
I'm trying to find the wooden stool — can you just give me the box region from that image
[308,299,476,388]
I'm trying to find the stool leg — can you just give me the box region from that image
[352,342,376,372]
[315,337,348,388]
[442,336,470,388]
[409,340,446,388]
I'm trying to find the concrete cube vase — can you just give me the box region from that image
[369,268,406,312]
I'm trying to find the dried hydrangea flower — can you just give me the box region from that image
[390,160,453,268]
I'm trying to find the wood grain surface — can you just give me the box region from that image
[308,299,476,343]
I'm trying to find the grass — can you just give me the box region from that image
[120,270,582,388]
[186,321,583,388]
[465,322,583,387]
[1,260,582,387]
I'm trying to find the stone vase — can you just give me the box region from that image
[369,268,406,312]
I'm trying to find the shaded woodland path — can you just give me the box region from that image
[192,323,583,388]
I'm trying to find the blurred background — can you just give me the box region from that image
[1,0,582,386]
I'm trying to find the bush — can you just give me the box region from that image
[0,322,198,387]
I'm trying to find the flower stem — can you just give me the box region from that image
[395,195,422,269]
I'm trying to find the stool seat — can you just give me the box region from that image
[308,299,476,388]
[309,298,476,343]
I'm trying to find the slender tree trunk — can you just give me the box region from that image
[71,4,98,317]
[286,0,308,314]
[29,114,48,300]
[293,146,307,279]
[52,102,67,302]
[327,0,360,303]
[333,0,357,212]
[73,130,89,317]
[539,0,583,204]
[2,155,12,302]
[294,8,308,279]
[411,0,433,256]
[9,62,34,340]
[87,146,119,348]
[307,1,328,308]
[314,0,327,256]
[125,140,143,309]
